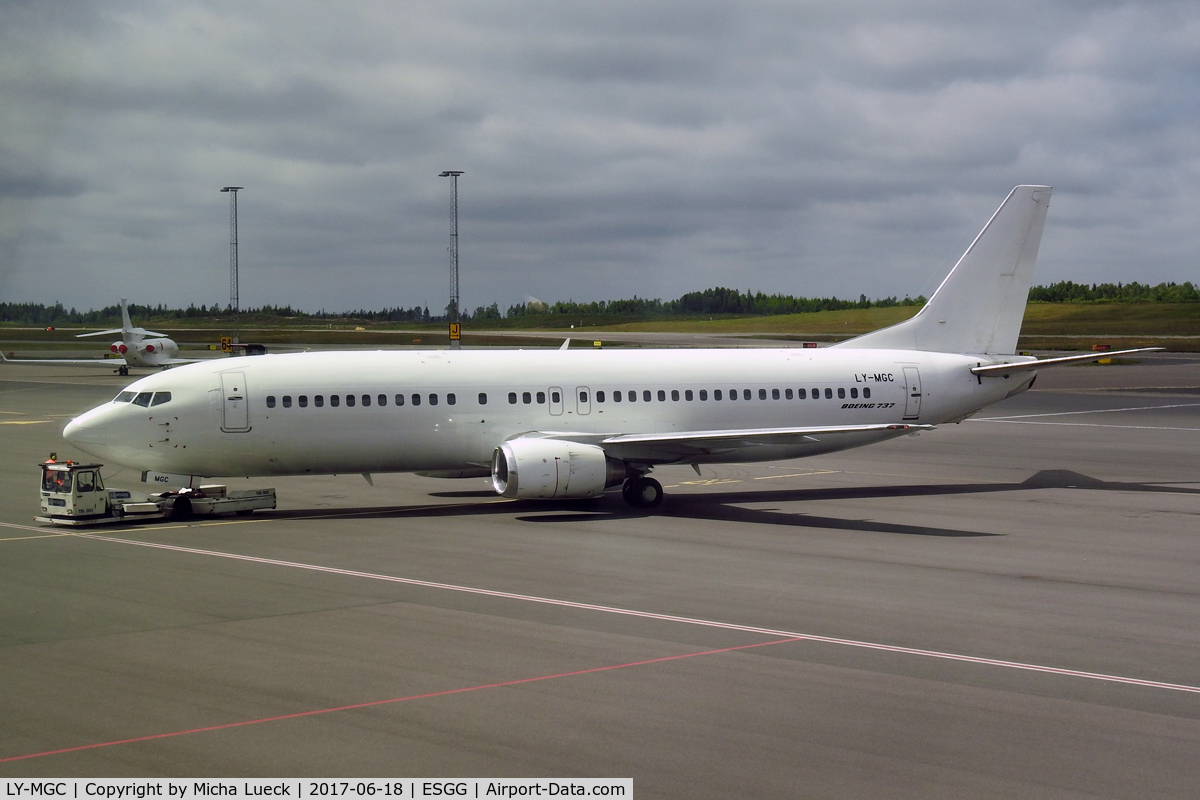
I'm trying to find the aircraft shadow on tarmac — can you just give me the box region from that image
[250,469,1200,540]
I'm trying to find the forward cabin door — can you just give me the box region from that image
[902,366,922,420]
[220,371,251,432]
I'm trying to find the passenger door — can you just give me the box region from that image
[221,371,251,432]
[903,366,922,419]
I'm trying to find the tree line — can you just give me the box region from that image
[2,281,1195,326]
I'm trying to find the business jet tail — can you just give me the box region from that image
[836,185,1052,356]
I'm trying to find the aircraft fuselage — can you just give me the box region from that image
[63,347,1032,480]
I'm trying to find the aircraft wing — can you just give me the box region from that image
[76,326,169,338]
[0,353,128,368]
[528,422,934,463]
[971,347,1164,376]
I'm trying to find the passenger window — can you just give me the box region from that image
[508,392,517,404]
[838,388,846,399]
[785,388,793,400]
[597,391,606,403]
[447,393,456,405]
[850,388,858,399]
[429,394,438,406]
[699,389,708,401]
[132,392,153,407]
[613,391,622,403]
[266,396,276,408]
[299,395,308,407]
[864,387,871,399]
[522,391,532,404]
[315,395,324,407]
[346,395,356,407]
[657,390,665,401]
[578,391,587,403]
[729,389,737,401]
[642,390,651,402]
[685,390,693,401]
[331,395,340,407]
[412,394,421,406]
[478,393,487,405]
[115,391,136,403]
[378,394,387,406]
[628,391,637,402]
[283,396,292,408]
[396,394,405,406]
[537,391,546,404]
[150,392,172,406]
[362,395,371,407]
[772,389,780,400]
[797,388,806,399]
[671,390,679,401]
[759,389,768,400]
[824,388,833,399]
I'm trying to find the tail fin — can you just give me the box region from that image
[836,185,1051,355]
[119,298,134,335]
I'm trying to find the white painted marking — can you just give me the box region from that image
[76,533,1200,696]
[977,402,1200,420]
[970,420,1200,432]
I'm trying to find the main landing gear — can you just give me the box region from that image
[622,476,663,508]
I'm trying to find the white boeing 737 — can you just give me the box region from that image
[62,186,1157,507]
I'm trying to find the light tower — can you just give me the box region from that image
[220,186,243,343]
[439,170,464,349]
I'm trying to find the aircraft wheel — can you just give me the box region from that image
[623,477,663,509]
[118,366,129,376]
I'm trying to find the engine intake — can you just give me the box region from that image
[492,439,626,499]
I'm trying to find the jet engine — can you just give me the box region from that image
[492,439,626,499]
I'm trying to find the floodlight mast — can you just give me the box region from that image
[220,186,243,345]
[439,170,464,349]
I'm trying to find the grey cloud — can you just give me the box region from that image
[2,0,1198,313]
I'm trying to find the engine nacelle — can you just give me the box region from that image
[492,439,626,499]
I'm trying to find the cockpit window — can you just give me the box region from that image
[114,391,136,403]
[131,392,153,407]
[150,392,172,406]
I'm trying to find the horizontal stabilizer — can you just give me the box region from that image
[971,348,1164,376]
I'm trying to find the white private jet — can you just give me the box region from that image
[62,186,1158,508]
[2,298,198,375]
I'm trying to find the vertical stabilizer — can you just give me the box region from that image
[836,185,1051,355]
[119,298,134,336]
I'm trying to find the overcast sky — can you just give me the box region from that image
[2,0,1197,315]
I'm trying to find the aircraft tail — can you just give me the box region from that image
[836,185,1052,355]
[119,298,134,336]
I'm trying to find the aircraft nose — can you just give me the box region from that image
[63,417,108,457]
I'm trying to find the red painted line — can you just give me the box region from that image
[0,637,800,764]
